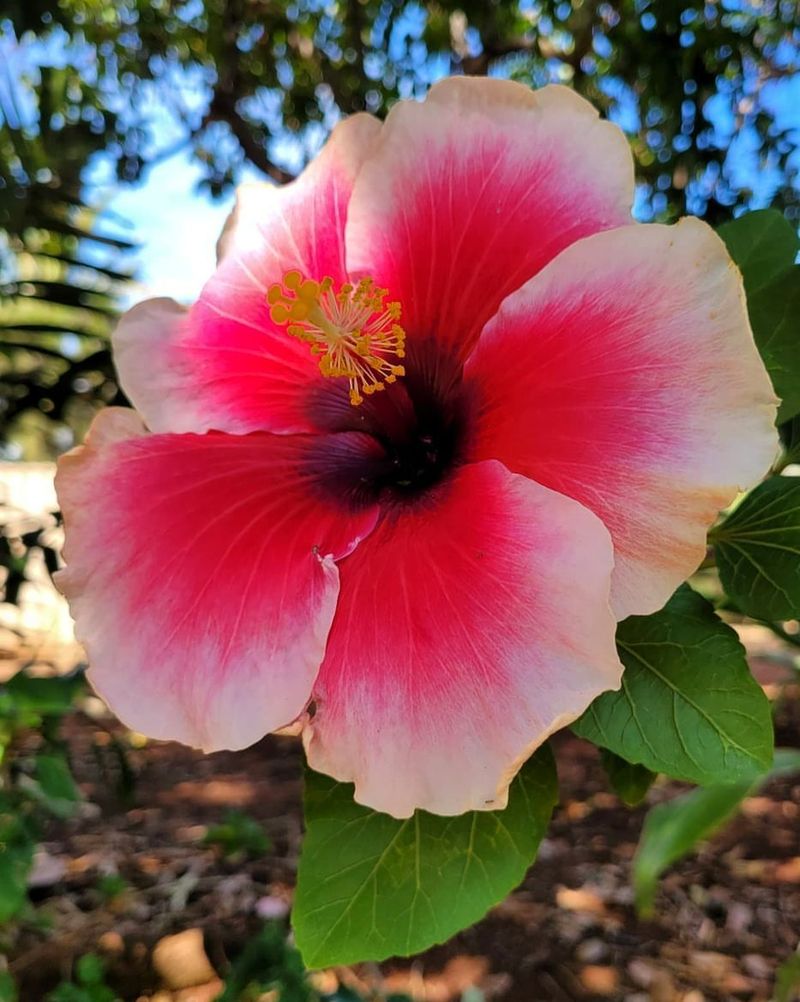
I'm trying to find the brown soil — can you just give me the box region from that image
[4,644,800,1002]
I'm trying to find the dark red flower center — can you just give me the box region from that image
[307,338,469,507]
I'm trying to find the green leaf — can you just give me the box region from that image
[573,587,773,785]
[779,414,800,469]
[216,922,313,1002]
[747,269,800,422]
[718,210,800,422]
[0,817,36,923]
[0,672,84,719]
[32,752,81,818]
[96,873,128,902]
[713,476,800,620]
[634,781,751,916]
[203,809,271,859]
[74,955,107,988]
[600,750,656,806]
[718,209,799,296]
[293,746,558,968]
[775,952,800,1002]
[633,748,800,916]
[0,971,18,1002]
[46,954,118,1002]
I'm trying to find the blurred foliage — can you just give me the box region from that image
[1,0,798,454]
[0,668,85,926]
[632,748,800,917]
[0,51,135,459]
[46,954,117,1002]
[217,921,315,1002]
[217,920,413,1002]
[0,502,61,607]
[0,972,16,1002]
[5,0,800,215]
[202,808,272,859]
[94,872,129,902]
[0,667,131,1002]
[775,952,800,1002]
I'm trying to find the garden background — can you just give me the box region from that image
[1,2,800,999]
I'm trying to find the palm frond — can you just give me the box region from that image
[0,46,137,458]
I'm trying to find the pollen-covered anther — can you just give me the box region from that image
[267,270,406,405]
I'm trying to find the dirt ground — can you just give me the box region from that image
[3,629,800,1002]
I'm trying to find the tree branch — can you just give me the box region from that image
[205,0,295,185]
[206,93,294,184]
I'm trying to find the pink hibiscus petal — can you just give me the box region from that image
[345,77,633,364]
[302,460,621,819]
[465,219,779,620]
[55,409,380,750]
[113,113,382,436]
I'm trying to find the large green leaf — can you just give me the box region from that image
[293,746,558,968]
[780,415,800,469]
[748,269,800,423]
[573,587,773,784]
[633,748,800,915]
[713,476,800,621]
[718,209,799,296]
[718,210,800,422]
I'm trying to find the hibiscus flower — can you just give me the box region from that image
[55,78,777,819]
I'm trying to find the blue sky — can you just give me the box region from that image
[101,150,241,304]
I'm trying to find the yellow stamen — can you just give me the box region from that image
[267,271,406,405]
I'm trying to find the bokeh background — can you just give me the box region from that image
[1,2,800,1000]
